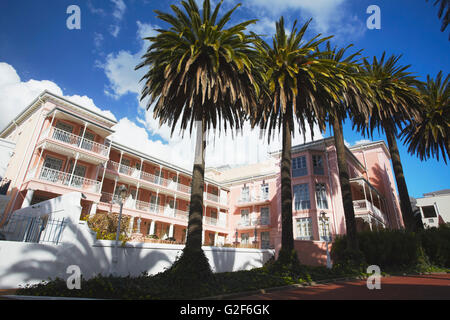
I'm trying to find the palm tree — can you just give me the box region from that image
[426,0,449,39]
[355,53,422,231]
[317,43,373,253]
[254,18,347,265]
[136,0,261,277]
[400,71,450,163]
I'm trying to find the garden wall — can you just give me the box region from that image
[0,192,274,289]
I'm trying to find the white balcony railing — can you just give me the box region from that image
[39,167,100,193]
[48,127,109,157]
[203,216,227,228]
[237,217,270,228]
[105,160,224,205]
[353,199,385,222]
[237,195,270,205]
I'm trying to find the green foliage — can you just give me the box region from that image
[331,227,450,272]
[84,213,130,242]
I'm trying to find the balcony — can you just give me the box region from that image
[41,127,110,158]
[203,216,227,228]
[237,217,270,229]
[236,195,270,207]
[100,192,189,221]
[105,160,226,205]
[353,199,386,223]
[37,167,101,193]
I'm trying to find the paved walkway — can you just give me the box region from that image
[233,274,450,300]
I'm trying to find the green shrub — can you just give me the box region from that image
[331,227,450,272]
[419,224,450,267]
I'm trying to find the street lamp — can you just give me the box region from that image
[110,185,128,275]
[319,211,332,269]
[115,185,128,243]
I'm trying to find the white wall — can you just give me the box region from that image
[416,193,450,228]
[0,138,16,179]
[0,192,274,289]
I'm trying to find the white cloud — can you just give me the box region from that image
[100,21,158,99]
[238,0,366,41]
[108,0,127,37]
[354,139,372,146]
[0,62,116,131]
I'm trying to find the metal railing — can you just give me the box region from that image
[39,167,100,193]
[237,195,270,204]
[237,217,270,228]
[0,215,66,244]
[353,199,385,222]
[49,127,109,157]
[203,216,227,227]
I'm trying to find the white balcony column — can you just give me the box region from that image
[205,182,208,199]
[112,177,118,202]
[68,153,80,186]
[48,110,57,137]
[214,232,219,246]
[136,217,142,234]
[169,224,174,238]
[362,181,368,202]
[128,217,135,235]
[21,189,35,208]
[149,220,155,235]
[79,122,88,147]
[135,183,140,209]
[99,161,108,191]
[89,202,98,217]
[202,230,205,245]
[118,151,124,172]
[139,158,144,177]
[34,145,46,178]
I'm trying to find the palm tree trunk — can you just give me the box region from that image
[279,117,295,256]
[186,116,206,252]
[384,125,415,231]
[332,116,359,251]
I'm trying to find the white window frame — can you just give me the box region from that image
[293,183,310,210]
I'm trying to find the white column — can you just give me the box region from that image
[214,232,219,246]
[128,217,135,235]
[89,202,97,217]
[79,122,88,147]
[21,189,35,208]
[169,224,174,238]
[149,220,156,235]
[34,145,46,178]
[48,110,57,137]
[68,153,79,186]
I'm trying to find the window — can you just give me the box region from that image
[261,231,270,249]
[422,205,437,218]
[261,183,269,200]
[292,156,307,177]
[240,209,250,226]
[260,207,270,225]
[293,184,310,210]
[312,155,324,175]
[241,186,250,202]
[315,183,329,209]
[319,219,331,241]
[241,233,249,244]
[55,121,73,133]
[296,218,313,240]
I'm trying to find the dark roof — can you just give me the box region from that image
[423,189,450,197]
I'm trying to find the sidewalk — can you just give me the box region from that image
[232,274,450,300]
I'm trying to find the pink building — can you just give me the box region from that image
[0,91,403,265]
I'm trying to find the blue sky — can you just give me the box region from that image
[0,0,448,198]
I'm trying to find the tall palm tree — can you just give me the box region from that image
[426,0,449,39]
[136,0,261,276]
[317,43,373,253]
[401,71,450,163]
[355,53,422,231]
[254,18,347,264]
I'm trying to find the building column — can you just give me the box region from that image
[128,217,135,235]
[214,232,219,246]
[79,122,88,147]
[21,189,35,208]
[89,202,97,217]
[68,153,79,186]
[149,220,156,235]
[169,224,174,238]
